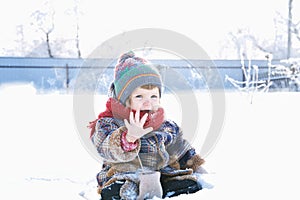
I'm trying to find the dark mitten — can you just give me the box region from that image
[160,174,202,198]
[101,180,125,200]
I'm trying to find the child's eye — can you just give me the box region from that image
[151,95,158,99]
[135,95,142,99]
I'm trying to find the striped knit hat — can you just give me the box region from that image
[111,51,162,105]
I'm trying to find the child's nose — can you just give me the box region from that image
[143,99,150,105]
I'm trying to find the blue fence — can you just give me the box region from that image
[0,57,286,93]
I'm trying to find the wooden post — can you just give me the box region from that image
[287,0,293,59]
[66,64,69,90]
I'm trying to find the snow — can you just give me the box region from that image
[1,83,300,200]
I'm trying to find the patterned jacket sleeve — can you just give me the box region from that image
[90,117,140,163]
[160,120,193,161]
[162,120,205,170]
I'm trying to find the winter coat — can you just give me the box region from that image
[89,98,205,196]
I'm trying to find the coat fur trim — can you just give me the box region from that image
[162,174,199,183]
[182,154,205,172]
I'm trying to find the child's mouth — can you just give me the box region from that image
[141,110,151,113]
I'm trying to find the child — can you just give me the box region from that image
[88,51,206,199]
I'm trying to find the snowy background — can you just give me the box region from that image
[1,0,300,199]
[1,0,300,59]
[1,83,300,200]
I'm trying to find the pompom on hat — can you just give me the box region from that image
[110,51,162,105]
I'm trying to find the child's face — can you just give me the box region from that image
[129,86,160,111]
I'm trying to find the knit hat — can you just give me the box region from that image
[111,51,162,105]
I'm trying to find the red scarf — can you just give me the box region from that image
[88,98,164,137]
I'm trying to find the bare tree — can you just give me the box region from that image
[15,25,26,56]
[226,1,300,60]
[30,1,55,58]
[291,23,300,41]
[289,0,300,43]
[276,0,300,58]
[65,0,83,58]
[222,0,300,60]
[228,29,274,59]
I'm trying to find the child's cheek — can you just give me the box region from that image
[152,101,160,111]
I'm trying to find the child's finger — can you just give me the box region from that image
[135,109,140,122]
[124,119,130,127]
[129,111,134,124]
[140,113,148,125]
[143,127,153,134]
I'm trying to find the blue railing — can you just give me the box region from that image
[0,57,286,93]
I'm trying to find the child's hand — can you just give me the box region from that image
[124,110,153,142]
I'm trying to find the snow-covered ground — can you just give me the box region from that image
[1,83,300,200]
